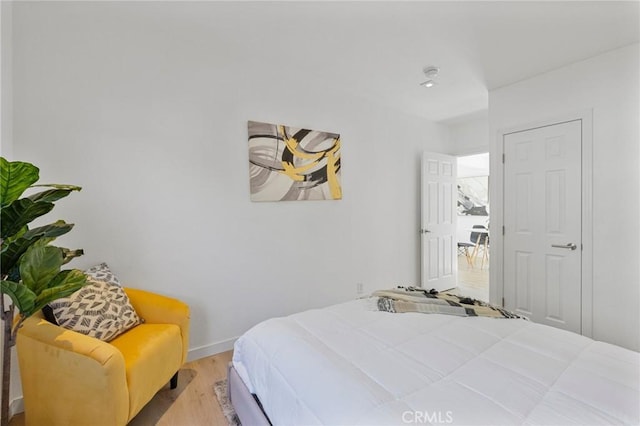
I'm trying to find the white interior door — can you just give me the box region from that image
[503,120,582,333]
[421,152,457,291]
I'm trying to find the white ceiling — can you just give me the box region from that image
[128,1,639,122]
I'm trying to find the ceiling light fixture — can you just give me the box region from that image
[420,66,440,88]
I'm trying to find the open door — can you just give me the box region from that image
[421,152,457,291]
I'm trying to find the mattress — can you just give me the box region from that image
[232,297,640,425]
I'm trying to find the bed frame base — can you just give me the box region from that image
[227,363,271,425]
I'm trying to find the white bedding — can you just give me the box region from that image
[232,298,640,425]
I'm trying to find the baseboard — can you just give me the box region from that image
[187,336,238,362]
[10,396,24,417]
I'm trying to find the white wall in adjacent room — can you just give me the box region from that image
[489,44,640,351]
[456,153,490,244]
[446,110,490,156]
[10,1,449,364]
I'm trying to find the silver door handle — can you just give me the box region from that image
[420,229,431,234]
[551,243,577,250]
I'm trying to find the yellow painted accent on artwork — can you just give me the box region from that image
[280,161,313,181]
[326,137,342,199]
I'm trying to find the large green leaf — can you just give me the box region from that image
[27,185,82,203]
[1,198,55,239]
[31,269,87,315]
[40,268,86,291]
[1,221,74,277]
[0,280,36,314]
[22,220,74,241]
[19,245,64,294]
[2,225,28,246]
[0,158,39,207]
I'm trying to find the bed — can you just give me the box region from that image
[229,297,640,425]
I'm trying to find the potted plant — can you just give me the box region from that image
[0,157,87,426]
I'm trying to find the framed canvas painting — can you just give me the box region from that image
[247,121,342,202]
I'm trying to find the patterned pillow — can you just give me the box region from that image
[48,277,143,342]
[43,262,123,325]
[85,262,121,286]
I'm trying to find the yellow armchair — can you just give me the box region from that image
[16,288,190,426]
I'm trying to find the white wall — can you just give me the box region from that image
[446,111,489,155]
[1,0,12,157]
[10,1,448,364]
[489,44,640,351]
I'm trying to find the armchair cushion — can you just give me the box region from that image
[109,323,183,418]
[47,277,142,341]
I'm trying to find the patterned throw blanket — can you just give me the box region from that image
[373,287,527,319]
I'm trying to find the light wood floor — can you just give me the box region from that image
[456,254,490,302]
[9,350,234,426]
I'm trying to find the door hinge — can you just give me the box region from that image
[502,153,505,164]
[502,297,505,307]
[502,225,505,235]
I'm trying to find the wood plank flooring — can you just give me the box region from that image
[9,350,234,426]
[456,254,490,302]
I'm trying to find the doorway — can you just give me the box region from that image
[456,153,490,301]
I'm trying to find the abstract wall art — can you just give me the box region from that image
[247,120,342,202]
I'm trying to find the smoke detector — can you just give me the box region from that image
[420,66,440,88]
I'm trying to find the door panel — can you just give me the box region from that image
[515,251,532,314]
[421,152,457,291]
[504,120,582,333]
[546,170,566,233]
[516,173,532,232]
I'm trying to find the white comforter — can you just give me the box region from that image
[233,298,640,425]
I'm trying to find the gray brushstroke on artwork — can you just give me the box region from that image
[281,182,317,201]
[248,121,278,138]
[249,144,285,171]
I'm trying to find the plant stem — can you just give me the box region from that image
[1,297,15,426]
